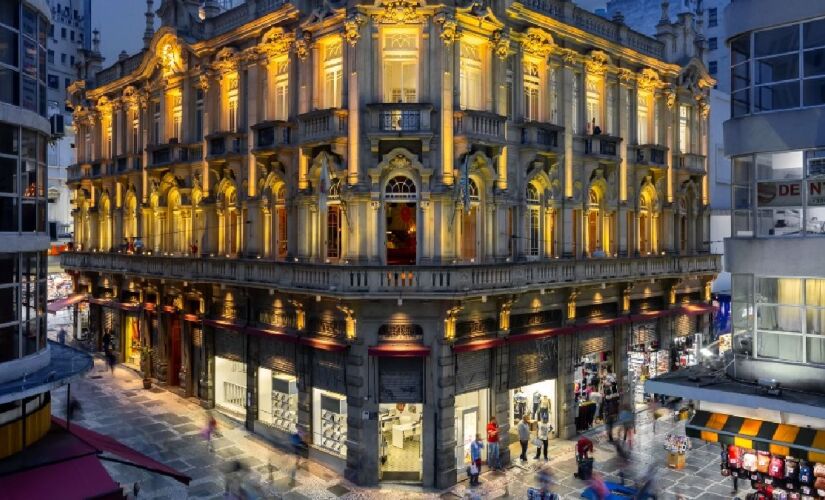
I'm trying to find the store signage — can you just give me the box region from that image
[308,317,345,338]
[378,323,423,341]
[456,318,496,338]
[258,308,295,329]
[755,180,825,207]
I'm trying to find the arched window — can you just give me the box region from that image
[327,178,342,260]
[639,194,652,254]
[462,178,481,261]
[468,178,480,202]
[328,177,341,201]
[275,185,288,258]
[384,176,417,201]
[526,184,541,256]
[587,188,601,256]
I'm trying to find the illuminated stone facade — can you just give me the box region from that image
[63,0,719,487]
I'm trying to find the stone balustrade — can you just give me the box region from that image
[62,252,720,299]
[678,153,706,174]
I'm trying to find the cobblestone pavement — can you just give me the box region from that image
[49,353,747,500]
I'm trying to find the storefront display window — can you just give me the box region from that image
[574,351,616,432]
[454,389,489,479]
[312,388,347,458]
[257,368,297,434]
[215,356,247,418]
[123,314,140,368]
[628,339,668,409]
[379,402,422,481]
[671,335,697,368]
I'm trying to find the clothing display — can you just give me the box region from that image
[573,354,615,430]
[721,445,825,499]
[628,348,670,406]
[671,336,697,369]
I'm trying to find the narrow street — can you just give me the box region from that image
[49,353,745,499]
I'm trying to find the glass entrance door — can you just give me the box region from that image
[379,403,423,482]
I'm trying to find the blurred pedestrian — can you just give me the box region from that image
[106,349,116,375]
[289,428,308,488]
[517,415,531,462]
[619,405,636,447]
[534,418,551,461]
[57,327,67,345]
[486,416,500,471]
[588,472,609,500]
[202,413,218,452]
[635,465,658,499]
[528,467,556,499]
[613,439,631,485]
[469,434,483,486]
[67,397,82,421]
[101,330,112,353]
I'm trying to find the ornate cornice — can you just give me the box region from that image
[212,47,239,74]
[584,50,610,76]
[637,67,661,91]
[373,0,424,24]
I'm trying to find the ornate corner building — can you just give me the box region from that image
[61,0,719,487]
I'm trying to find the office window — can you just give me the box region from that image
[60,53,65,64]
[47,49,53,63]
[708,8,717,27]
[69,30,74,41]
[382,31,418,103]
[709,37,718,51]
[459,40,483,110]
[322,39,343,108]
[63,78,69,88]
[709,60,718,75]
[47,74,58,89]
[60,27,66,39]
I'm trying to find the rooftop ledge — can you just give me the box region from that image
[0,342,94,405]
[61,252,720,299]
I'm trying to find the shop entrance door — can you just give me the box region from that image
[379,403,423,482]
[168,317,181,386]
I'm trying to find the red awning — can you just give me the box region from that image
[575,316,631,332]
[245,325,299,344]
[47,293,87,314]
[630,309,676,322]
[301,337,348,352]
[452,337,505,353]
[203,318,246,332]
[679,303,717,316]
[52,416,190,485]
[144,302,157,312]
[507,325,576,344]
[182,313,201,323]
[0,454,122,500]
[161,305,178,314]
[87,297,139,311]
[368,343,431,357]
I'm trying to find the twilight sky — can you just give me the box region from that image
[92,0,608,67]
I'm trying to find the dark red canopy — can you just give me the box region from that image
[0,454,122,500]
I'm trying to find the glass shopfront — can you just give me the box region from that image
[455,388,489,479]
[509,379,557,432]
[257,369,297,434]
[628,321,668,409]
[123,313,140,368]
[574,347,615,432]
[215,356,247,418]
[312,388,347,458]
[379,402,423,482]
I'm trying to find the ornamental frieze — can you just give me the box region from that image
[378,323,423,341]
[584,50,610,76]
[374,0,424,24]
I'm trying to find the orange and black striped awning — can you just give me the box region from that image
[687,410,825,461]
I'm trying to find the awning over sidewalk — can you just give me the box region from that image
[52,416,191,485]
[47,293,87,314]
[686,410,825,461]
[0,454,122,500]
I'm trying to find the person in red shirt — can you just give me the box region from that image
[576,436,594,460]
[486,416,501,471]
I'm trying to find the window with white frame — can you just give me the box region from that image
[679,104,690,154]
[273,58,289,120]
[153,100,161,144]
[653,99,661,145]
[131,116,139,154]
[459,41,483,110]
[327,178,342,259]
[172,94,182,141]
[572,75,580,134]
[523,60,541,122]
[228,76,239,132]
[382,31,418,103]
[526,184,540,256]
[604,83,614,135]
[105,119,112,158]
[585,77,601,131]
[195,88,204,142]
[322,40,343,109]
[637,93,649,144]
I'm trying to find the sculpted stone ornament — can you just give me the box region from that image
[197,72,211,91]
[213,47,239,73]
[375,0,423,24]
[160,39,185,77]
[559,47,578,66]
[294,31,312,61]
[696,95,710,118]
[434,13,460,45]
[491,30,510,60]
[522,29,555,58]
[617,68,634,83]
[585,50,610,75]
[664,87,676,108]
[637,68,661,91]
[260,27,294,56]
[343,13,366,46]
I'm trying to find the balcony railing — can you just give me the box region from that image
[633,145,668,166]
[366,103,433,134]
[521,122,562,150]
[206,132,247,158]
[297,109,348,144]
[62,252,720,299]
[252,120,293,149]
[575,135,621,160]
[454,110,507,144]
[148,143,204,168]
[678,153,706,174]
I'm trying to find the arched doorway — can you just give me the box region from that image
[384,176,417,265]
[461,178,481,261]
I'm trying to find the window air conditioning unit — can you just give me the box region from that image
[50,114,65,137]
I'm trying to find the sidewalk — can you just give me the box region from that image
[50,361,743,499]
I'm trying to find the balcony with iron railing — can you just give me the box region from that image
[677,152,706,174]
[62,251,720,299]
[366,102,433,133]
[147,142,204,169]
[252,120,293,150]
[520,121,563,151]
[453,110,507,145]
[574,134,622,161]
[206,132,247,159]
[631,144,668,167]
[296,109,348,145]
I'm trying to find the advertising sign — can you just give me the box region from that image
[757,181,802,207]
[808,180,825,206]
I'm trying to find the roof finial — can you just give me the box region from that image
[143,0,155,49]
[660,0,670,23]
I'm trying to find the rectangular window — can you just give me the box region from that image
[273,59,289,121]
[47,74,58,89]
[529,208,540,256]
[131,117,139,154]
[47,49,53,63]
[228,99,237,132]
[572,75,580,134]
[678,105,690,154]
[637,93,649,145]
[523,61,541,122]
[708,37,718,51]
[327,205,341,259]
[707,8,717,28]
[709,61,717,75]
[459,41,483,110]
[153,101,160,144]
[195,88,204,142]
[60,53,65,64]
[585,77,601,132]
[604,83,614,135]
[322,40,343,108]
[60,27,66,39]
[172,94,182,141]
[382,31,418,103]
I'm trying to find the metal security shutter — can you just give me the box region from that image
[312,350,346,394]
[378,357,423,403]
[455,350,491,394]
[259,338,296,375]
[632,321,658,345]
[578,328,613,356]
[508,336,559,389]
[215,328,244,361]
[673,314,695,338]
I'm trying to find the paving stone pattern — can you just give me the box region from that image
[50,358,747,499]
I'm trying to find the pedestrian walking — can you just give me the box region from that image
[517,415,531,462]
[101,330,112,353]
[289,427,308,488]
[534,419,552,461]
[469,434,483,486]
[57,327,67,345]
[67,397,82,421]
[588,472,609,500]
[619,405,636,447]
[202,413,218,452]
[486,415,501,471]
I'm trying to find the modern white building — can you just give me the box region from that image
[45,0,91,241]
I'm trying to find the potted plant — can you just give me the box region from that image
[139,345,154,389]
